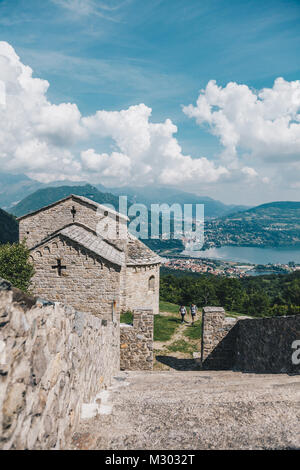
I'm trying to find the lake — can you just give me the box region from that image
[183,246,300,265]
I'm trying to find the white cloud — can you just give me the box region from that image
[0,41,227,187]
[51,0,125,20]
[183,78,300,167]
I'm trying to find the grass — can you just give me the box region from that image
[154,315,181,342]
[183,319,202,340]
[225,311,244,318]
[120,310,133,325]
[159,300,179,315]
[167,339,199,355]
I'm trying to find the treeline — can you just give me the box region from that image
[160,268,300,317]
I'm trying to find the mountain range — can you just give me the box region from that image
[0,175,299,254]
[0,172,248,219]
[204,201,300,249]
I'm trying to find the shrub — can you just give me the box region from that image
[0,241,34,292]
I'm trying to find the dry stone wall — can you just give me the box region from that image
[0,279,119,450]
[120,309,154,370]
[235,315,300,374]
[201,306,300,374]
[201,307,238,370]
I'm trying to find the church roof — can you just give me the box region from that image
[60,225,126,266]
[126,232,162,266]
[31,224,126,267]
[17,194,129,222]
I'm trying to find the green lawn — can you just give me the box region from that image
[183,319,202,339]
[167,339,199,355]
[154,314,181,342]
[159,300,179,315]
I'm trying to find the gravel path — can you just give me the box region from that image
[71,370,300,450]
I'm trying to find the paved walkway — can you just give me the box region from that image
[72,370,300,450]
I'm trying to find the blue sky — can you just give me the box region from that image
[0,0,300,204]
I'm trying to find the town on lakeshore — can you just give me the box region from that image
[163,256,300,278]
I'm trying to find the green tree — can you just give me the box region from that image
[0,241,34,292]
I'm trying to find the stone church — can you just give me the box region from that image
[18,194,161,320]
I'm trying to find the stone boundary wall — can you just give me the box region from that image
[120,309,153,370]
[0,279,119,450]
[235,315,300,374]
[201,307,238,370]
[201,306,300,374]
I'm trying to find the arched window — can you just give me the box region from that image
[148,275,155,291]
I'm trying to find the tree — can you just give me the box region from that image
[0,241,34,292]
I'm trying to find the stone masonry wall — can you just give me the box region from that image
[0,279,120,450]
[19,197,125,250]
[201,306,300,374]
[235,315,300,374]
[120,309,153,370]
[121,265,160,315]
[201,307,239,370]
[30,234,121,321]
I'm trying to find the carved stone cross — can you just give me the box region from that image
[51,259,66,276]
[71,205,77,222]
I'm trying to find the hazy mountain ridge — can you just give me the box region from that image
[107,185,249,218]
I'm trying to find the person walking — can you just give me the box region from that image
[190,303,198,326]
[179,305,187,324]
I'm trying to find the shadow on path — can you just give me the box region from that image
[156,355,201,371]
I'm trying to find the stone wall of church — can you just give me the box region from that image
[120,309,154,370]
[19,197,125,249]
[121,264,160,315]
[30,235,121,321]
[0,279,120,450]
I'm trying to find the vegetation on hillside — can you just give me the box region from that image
[10,184,123,217]
[0,208,18,244]
[160,270,300,317]
[204,201,300,249]
[0,241,34,292]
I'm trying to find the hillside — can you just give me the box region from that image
[107,185,249,219]
[204,201,300,249]
[0,172,89,210]
[9,184,123,218]
[0,208,18,244]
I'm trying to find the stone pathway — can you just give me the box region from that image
[154,311,201,371]
[71,370,300,450]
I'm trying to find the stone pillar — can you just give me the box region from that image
[201,306,238,370]
[120,308,154,370]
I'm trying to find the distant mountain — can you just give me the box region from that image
[0,208,18,244]
[10,184,124,218]
[204,201,300,249]
[0,172,249,219]
[105,185,249,218]
[0,172,90,210]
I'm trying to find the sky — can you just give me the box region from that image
[0,0,300,205]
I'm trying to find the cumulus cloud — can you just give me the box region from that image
[0,41,228,187]
[183,78,300,168]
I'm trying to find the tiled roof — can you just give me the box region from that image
[60,225,126,267]
[126,232,162,266]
